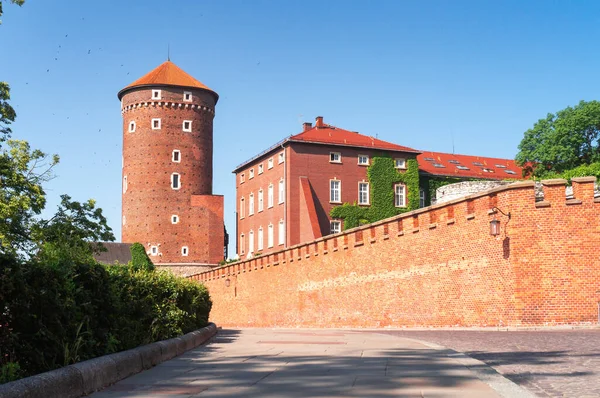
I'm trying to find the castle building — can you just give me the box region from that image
[118,61,225,274]
[233,116,421,257]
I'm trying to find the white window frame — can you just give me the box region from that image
[123,175,128,193]
[358,154,369,165]
[181,246,189,256]
[258,227,264,251]
[249,168,255,179]
[128,121,136,133]
[249,230,254,253]
[395,158,407,169]
[152,118,161,130]
[152,89,161,100]
[358,181,369,205]
[258,189,264,212]
[395,184,407,207]
[278,220,285,245]
[268,184,274,208]
[249,193,255,215]
[330,152,342,163]
[330,221,341,234]
[240,233,245,255]
[183,91,192,102]
[182,120,192,132]
[258,164,264,174]
[150,245,158,256]
[171,215,179,224]
[240,173,245,184]
[240,197,245,219]
[278,152,284,164]
[268,224,274,248]
[330,179,341,203]
[172,150,181,163]
[268,158,274,169]
[278,179,285,204]
[171,173,181,190]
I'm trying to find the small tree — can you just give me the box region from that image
[130,242,155,271]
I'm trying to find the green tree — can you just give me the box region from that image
[0,0,25,25]
[130,242,155,271]
[516,100,600,176]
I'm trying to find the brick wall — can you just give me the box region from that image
[189,177,600,328]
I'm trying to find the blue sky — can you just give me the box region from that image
[2,0,599,253]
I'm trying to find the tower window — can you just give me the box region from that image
[181,246,189,256]
[122,215,126,226]
[171,173,181,190]
[152,118,161,130]
[171,215,179,224]
[183,120,192,132]
[150,245,158,256]
[152,90,161,100]
[172,150,181,163]
[123,175,128,193]
[128,121,136,133]
[183,91,192,102]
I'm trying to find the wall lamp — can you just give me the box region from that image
[490,207,511,236]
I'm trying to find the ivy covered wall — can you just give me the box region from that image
[330,156,419,230]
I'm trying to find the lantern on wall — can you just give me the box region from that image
[489,207,511,236]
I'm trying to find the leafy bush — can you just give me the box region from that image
[130,242,155,271]
[0,259,211,381]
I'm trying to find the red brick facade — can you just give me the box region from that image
[119,62,225,270]
[191,177,600,328]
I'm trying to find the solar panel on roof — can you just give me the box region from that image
[456,166,470,170]
[472,162,484,166]
[433,163,445,168]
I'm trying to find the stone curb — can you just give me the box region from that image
[0,323,217,398]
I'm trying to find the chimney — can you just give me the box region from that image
[315,116,324,128]
[303,122,313,131]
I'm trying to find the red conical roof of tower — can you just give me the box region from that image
[118,61,218,101]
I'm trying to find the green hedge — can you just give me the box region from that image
[0,255,211,382]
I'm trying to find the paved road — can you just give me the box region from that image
[377,329,600,398]
[92,329,525,397]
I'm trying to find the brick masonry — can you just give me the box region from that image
[189,177,600,328]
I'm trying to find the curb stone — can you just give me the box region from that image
[0,323,217,398]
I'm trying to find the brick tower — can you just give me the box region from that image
[118,61,225,273]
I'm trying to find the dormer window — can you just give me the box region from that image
[183,91,192,102]
[183,120,192,132]
[152,90,161,100]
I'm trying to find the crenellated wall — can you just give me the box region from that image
[188,177,600,328]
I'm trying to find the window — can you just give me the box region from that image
[122,215,126,226]
[258,164,264,174]
[172,150,181,163]
[395,158,406,169]
[181,246,189,256]
[268,158,274,169]
[240,173,245,184]
[171,173,181,190]
[183,120,192,132]
[419,189,426,208]
[171,215,179,224]
[240,233,245,254]
[123,175,128,193]
[249,168,255,179]
[249,230,254,253]
[278,220,285,245]
[278,152,284,164]
[358,155,369,165]
[330,221,341,234]
[128,121,136,133]
[268,184,274,208]
[258,227,264,251]
[395,184,406,207]
[152,89,161,100]
[358,182,369,205]
[152,118,161,130]
[258,189,264,212]
[330,152,341,163]
[183,91,192,102]
[330,179,341,203]
[249,193,254,215]
[150,245,158,256]
[240,197,245,219]
[268,224,274,248]
[278,179,285,204]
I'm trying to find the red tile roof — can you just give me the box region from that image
[417,151,524,180]
[118,61,218,100]
[289,124,420,153]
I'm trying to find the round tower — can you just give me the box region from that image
[118,61,223,267]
